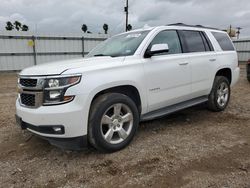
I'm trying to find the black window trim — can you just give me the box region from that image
[144,29,184,57]
[176,30,184,53]
[177,30,188,53]
[201,31,214,51]
[199,31,210,51]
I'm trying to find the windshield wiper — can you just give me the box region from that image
[94,54,117,57]
[94,54,108,57]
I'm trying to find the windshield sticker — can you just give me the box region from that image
[125,49,132,53]
[126,33,142,38]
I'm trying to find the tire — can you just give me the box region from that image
[246,64,250,82]
[88,93,139,152]
[207,76,231,112]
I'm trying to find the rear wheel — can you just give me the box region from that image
[207,76,230,112]
[247,63,250,82]
[88,93,139,152]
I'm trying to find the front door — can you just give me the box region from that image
[143,30,192,112]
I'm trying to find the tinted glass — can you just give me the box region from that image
[87,30,150,57]
[149,30,182,55]
[212,32,235,51]
[182,31,206,52]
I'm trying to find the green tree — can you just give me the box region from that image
[14,21,22,31]
[5,21,14,31]
[81,24,88,33]
[127,24,132,31]
[103,23,108,34]
[22,24,29,31]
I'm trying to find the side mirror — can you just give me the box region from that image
[145,43,169,58]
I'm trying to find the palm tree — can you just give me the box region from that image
[5,21,14,31]
[14,21,22,31]
[127,24,132,31]
[81,24,88,33]
[103,23,108,34]
[22,24,29,31]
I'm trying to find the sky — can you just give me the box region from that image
[0,0,250,37]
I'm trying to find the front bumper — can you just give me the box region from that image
[15,114,88,150]
[16,93,91,150]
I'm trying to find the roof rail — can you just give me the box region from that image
[167,23,219,30]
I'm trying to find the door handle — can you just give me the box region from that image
[209,58,216,62]
[179,62,189,66]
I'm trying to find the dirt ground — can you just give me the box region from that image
[0,65,250,188]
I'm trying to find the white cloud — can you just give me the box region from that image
[0,0,249,36]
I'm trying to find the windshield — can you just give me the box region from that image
[87,30,150,57]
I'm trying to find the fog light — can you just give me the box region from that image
[49,90,61,99]
[53,127,62,133]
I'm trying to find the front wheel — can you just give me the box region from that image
[246,64,250,82]
[207,76,231,112]
[88,93,139,152]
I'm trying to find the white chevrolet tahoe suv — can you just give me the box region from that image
[16,24,240,152]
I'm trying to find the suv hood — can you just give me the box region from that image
[20,57,125,76]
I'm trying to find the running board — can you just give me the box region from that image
[141,96,208,121]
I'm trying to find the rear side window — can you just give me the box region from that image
[212,32,235,51]
[149,30,182,55]
[179,30,206,53]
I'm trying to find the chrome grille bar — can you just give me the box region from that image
[18,76,45,108]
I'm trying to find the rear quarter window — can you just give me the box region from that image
[212,32,235,51]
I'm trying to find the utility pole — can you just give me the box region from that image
[124,0,128,31]
[236,27,242,39]
[229,25,232,37]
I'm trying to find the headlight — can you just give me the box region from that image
[48,79,60,88]
[43,75,81,105]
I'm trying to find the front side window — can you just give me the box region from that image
[148,30,182,55]
[212,32,235,51]
[87,30,150,57]
[181,30,206,53]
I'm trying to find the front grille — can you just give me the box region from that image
[20,78,37,87]
[20,93,36,107]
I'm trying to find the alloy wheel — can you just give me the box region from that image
[100,103,134,144]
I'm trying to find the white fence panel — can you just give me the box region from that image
[233,38,250,62]
[85,39,102,53]
[0,31,108,71]
[0,56,34,70]
[0,37,33,53]
[36,55,83,65]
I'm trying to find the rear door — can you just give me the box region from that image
[178,30,216,97]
